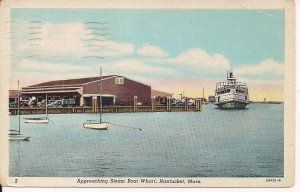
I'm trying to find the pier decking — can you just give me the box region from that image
[9,98,202,115]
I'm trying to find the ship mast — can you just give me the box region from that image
[99,66,102,123]
[18,80,20,135]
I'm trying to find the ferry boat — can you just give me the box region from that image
[215,70,249,109]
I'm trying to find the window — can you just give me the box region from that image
[115,77,124,84]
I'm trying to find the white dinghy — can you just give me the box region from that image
[9,80,30,141]
[83,67,109,130]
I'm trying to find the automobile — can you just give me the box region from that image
[61,99,75,107]
[172,100,177,106]
[37,100,46,108]
[188,99,195,106]
[20,100,29,107]
[176,101,184,106]
[172,99,184,106]
[47,99,75,107]
[9,102,18,108]
[47,100,62,107]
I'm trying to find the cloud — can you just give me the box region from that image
[108,59,173,75]
[137,44,168,57]
[168,48,231,73]
[235,59,284,76]
[15,22,135,59]
[16,58,89,73]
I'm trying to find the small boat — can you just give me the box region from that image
[83,67,109,130]
[9,80,30,141]
[24,117,49,124]
[83,120,109,130]
[215,70,250,109]
[9,132,30,141]
[25,93,49,124]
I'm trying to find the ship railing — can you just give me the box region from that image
[236,82,247,86]
[216,85,247,90]
[217,97,249,103]
[216,81,247,86]
[216,83,247,89]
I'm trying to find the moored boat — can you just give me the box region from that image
[83,67,109,130]
[9,132,30,141]
[25,117,49,124]
[83,120,109,130]
[10,80,30,141]
[215,70,249,109]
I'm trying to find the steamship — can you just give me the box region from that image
[215,70,249,109]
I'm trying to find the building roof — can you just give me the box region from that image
[151,90,173,98]
[9,90,19,98]
[29,75,115,88]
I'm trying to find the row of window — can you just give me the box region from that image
[236,89,246,94]
[217,89,247,95]
[217,89,231,94]
[218,95,248,101]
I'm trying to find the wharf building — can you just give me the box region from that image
[21,75,151,106]
[9,90,19,103]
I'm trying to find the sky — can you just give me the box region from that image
[10,9,285,101]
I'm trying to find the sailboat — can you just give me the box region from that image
[9,81,30,141]
[83,67,109,130]
[24,93,49,124]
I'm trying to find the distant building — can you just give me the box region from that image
[21,75,151,106]
[151,90,173,105]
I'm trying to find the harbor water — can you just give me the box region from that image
[9,104,284,177]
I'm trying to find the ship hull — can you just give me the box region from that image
[216,101,248,109]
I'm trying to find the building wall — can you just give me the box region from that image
[83,76,151,106]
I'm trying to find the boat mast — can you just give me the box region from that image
[46,93,48,118]
[18,80,20,135]
[99,66,102,123]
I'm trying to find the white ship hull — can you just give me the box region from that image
[215,100,249,109]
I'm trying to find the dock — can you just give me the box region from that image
[9,98,202,115]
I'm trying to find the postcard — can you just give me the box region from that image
[0,0,295,188]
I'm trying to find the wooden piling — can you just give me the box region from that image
[166,97,171,112]
[133,96,138,112]
[184,98,189,111]
[151,97,156,112]
[195,99,202,111]
[92,96,98,113]
[200,100,202,111]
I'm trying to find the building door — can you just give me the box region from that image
[74,96,80,106]
[98,96,114,106]
[84,97,92,106]
[103,97,114,106]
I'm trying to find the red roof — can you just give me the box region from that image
[151,90,173,98]
[29,75,115,87]
[9,90,19,98]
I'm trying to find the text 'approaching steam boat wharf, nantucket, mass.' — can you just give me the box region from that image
[9,75,203,115]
